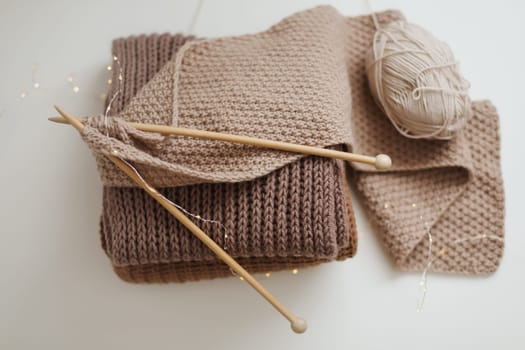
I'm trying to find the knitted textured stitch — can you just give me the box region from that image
[90,6,504,276]
[81,6,356,187]
[99,33,357,283]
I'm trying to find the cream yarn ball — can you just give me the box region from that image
[366,21,472,140]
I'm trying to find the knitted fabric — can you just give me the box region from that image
[345,12,505,274]
[90,5,504,277]
[99,33,357,283]
[81,7,357,187]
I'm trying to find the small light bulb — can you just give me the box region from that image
[107,79,112,85]
[113,55,118,61]
[265,272,271,278]
[73,86,80,93]
[239,276,244,281]
[33,82,39,88]
[292,269,298,275]
[20,91,27,98]
[107,65,112,71]
[412,203,417,208]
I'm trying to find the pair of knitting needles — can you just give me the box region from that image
[50,106,392,334]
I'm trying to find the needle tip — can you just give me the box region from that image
[52,106,84,131]
[375,154,392,170]
[291,317,308,334]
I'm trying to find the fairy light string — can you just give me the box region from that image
[67,73,80,93]
[104,56,122,118]
[416,220,433,312]
[384,201,504,311]
[18,64,41,99]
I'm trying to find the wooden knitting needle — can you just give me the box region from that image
[49,115,392,170]
[52,105,308,334]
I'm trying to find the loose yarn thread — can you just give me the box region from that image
[366,15,472,140]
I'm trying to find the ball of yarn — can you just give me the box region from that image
[366,21,472,140]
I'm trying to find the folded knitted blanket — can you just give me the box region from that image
[87,5,504,279]
[99,33,357,283]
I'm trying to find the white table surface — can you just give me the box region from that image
[1,0,524,349]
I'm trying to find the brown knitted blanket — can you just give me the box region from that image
[89,6,504,279]
[99,33,357,283]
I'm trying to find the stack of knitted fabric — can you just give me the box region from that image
[83,6,504,283]
[95,34,357,283]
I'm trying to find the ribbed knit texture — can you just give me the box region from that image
[99,33,357,283]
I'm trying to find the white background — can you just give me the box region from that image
[1,0,524,349]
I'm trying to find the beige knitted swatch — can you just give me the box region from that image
[84,6,504,274]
